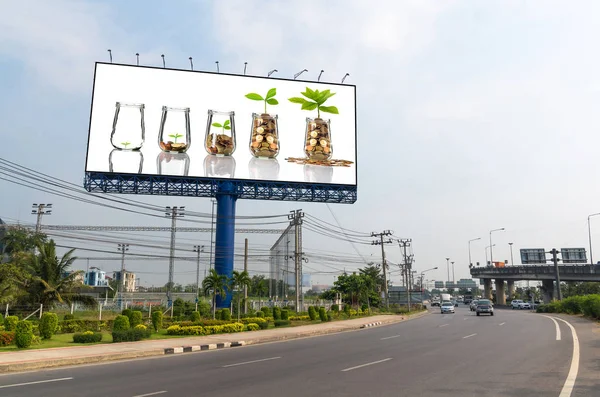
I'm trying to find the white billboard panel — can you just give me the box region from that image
[85,63,357,186]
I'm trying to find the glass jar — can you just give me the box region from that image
[157,152,190,176]
[109,149,144,174]
[203,155,236,178]
[205,110,236,156]
[304,117,332,161]
[248,157,280,180]
[304,164,333,183]
[158,106,191,153]
[110,102,145,150]
[249,113,279,158]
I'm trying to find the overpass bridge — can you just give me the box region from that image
[469,264,600,304]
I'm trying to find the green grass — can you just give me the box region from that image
[0,332,113,352]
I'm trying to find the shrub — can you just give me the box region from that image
[256,311,265,318]
[167,325,205,336]
[308,306,317,321]
[261,307,271,317]
[560,296,583,314]
[4,315,19,331]
[221,308,232,321]
[63,314,75,321]
[0,331,15,346]
[112,328,152,342]
[247,323,260,331]
[167,322,245,336]
[215,309,223,320]
[152,310,163,332]
[331,304,339,312]
[258,320,269,330]
[39,312,59,340]
[58,319,113,333]
[240,317,267,324]
[318,307,327,322]
[198,301,211,317]
[190,311,201,322]
[73,331,103,343]
[135,324,147,330]
[0,313,3,325]
[113,315,130,331]
[281,309,289,320]
[289,315,311,321]
[130,311,143,327]
[581,295,600,319]
[272,307,281,320]
[343,304,352,314]
[122,308,133,319]
[274,320,290,327]
[15,321,34,348]
[327,313,333,322]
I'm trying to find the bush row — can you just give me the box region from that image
[166,322,246,336]
[536,295,600,319]
[112,328,152,343]
[73,331,103,343]
[288,315,311,321]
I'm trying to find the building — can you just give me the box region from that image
[85,267,109,287]
[311,284,331,293]
[113,270,136,292]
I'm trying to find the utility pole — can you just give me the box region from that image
[165,206,185,308]
[193,245,204,307]
[288,210,307,313]
[451,261,455,283]
[31,203,52,233]
[117,243,129,310]
[372,231,393,309]
[397,239,413,311]
[244,238,248,314]
[209,199,216,272]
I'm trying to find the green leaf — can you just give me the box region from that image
[301,87,317,100]
[224,125,231,130]
[266,88,276,99]
[245,93,264,101]
[316,90,336,105]
[301,101,318,111]
[224,119,230,126]
[266,98,279,105]
[319,105,339,114]
[212,122,223,128]
[288,97,307,104]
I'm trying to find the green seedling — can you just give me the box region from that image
[168,133,183,143]
[121,141,131,149]
[245,88,279,114]
[288,87,339,118]
[211,119,231,134]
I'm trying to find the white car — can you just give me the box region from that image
[441,301,455,314]
[511,300,523,309]
[518,301,531,310]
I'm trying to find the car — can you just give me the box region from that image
[511,299,524,309]
[451,300,459,307]
[476,301,494,316]
[431,299,440,307]
[441,301,455,314]
[518,301,531,310]
[470,300,479,311]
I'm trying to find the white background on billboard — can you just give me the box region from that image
[86,64,356,186]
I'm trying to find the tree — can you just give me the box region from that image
[255,278,268,309]
[202,269,228,319]
[1,226,46,265]
[231,270,252,321]
[0,263,31,304]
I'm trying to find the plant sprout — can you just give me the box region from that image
[168,133,183,143]
[245,88,279,114]
[288,87,339,118]
[121,141,131,149]
[211,119,231,134]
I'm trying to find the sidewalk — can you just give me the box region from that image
[0,312,427,373]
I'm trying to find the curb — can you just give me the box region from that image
[360,321,382,328]
[164,341,245,355]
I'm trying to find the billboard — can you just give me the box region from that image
[85,63,357,192]
[561,248,587,264]
[520,249,547,264]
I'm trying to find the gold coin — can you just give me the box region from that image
[310,138,317,146]
[320,140,328,147]
[256,135,264,142]
[266,136,274,144]
[256,127,264,134]
[310,131,318,138]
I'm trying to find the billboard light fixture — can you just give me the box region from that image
[189,57,194,70]
[136,53,139,66]
[268,69,278,77]
[107,49,112,63]
[244,62,248,75]
[161,54,165,68]
[318,70,324,82]
[294,69,308,79]
[342,73,350,84]
[215,61,219,73]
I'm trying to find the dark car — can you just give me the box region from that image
[476,301,494,316]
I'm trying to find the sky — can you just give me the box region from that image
[2,0,600,289]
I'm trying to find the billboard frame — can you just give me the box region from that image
[83,62,358,204]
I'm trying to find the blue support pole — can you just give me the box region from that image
[214,183,237,308]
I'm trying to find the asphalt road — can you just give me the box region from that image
[0,306,581,397]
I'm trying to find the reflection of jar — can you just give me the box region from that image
[304,164,333,183]
[250,113,279,158]
[158,107,191,153]
[304,117,332,160]
[205,110,236,156]
[110,102,145,150]
[157,152,190,176]
[248,157,280,180]
[109,149,144,174]
[203,155,236,178]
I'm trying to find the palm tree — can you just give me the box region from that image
[27,240,93,305]
[231,270,252,321]
[202,269,228,319]
[255,278,268,310]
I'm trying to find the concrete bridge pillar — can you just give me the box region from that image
[542,279,554,303]
[495,279,506,305]
[483,279,492,300]
[507,280,515,301]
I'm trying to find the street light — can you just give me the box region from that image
[420,267,438,306]
[445,258,450,282]
[451,262,455,283]
[485,244,496,266]
[468,238,481,267]
[508,242,514,266]
[489,228,505,266]
[588,213,600,265]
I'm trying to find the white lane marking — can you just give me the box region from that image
[439,324,449,327]
[0,377,73,389]
[499,322,506,326]
[132,392,167,397]
[463,333,477,339]
[380,334,402,340]
[552,317,580,397]
[341,358,393,372]
[463,317,468,320]
[222,356,281,368]
[541,315,561,340]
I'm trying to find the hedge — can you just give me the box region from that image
[113,315,130,331]
[40,312,59,340]
[281,309,289,321]
[221,308,232,321]
[130,311,143,327]
[15,321,34,348]
[247,323,260,331]
[190,311,201,322]
[274,320,290,327]
[112,328,152,343]
[4,315,18,332]
[289,315,310,321]
[0,331,15,346]
[318,307,327,322]
[240,317,268,324]
[152,311,163,332]
[166,322,245,336]
[308,306,317,321]
[258,321,269,329]
[536,294,600,320]
[73,331,103,343]
[63,314,75,321]
[59,319,114,333]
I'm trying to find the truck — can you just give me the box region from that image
[441,293,451,303]
[463,294,474,305]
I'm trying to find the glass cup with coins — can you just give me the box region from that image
[304,117,332,161]
[249,113,280,158]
